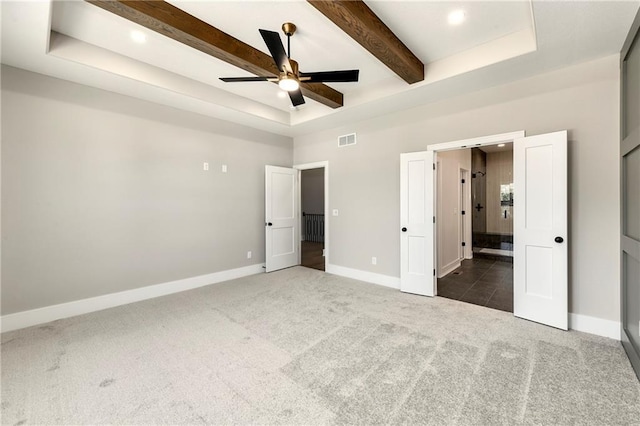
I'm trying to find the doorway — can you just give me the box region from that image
[265,161,329,273]
[399,130,568,330]
[435,144,514,312]
[293,161,329,272]
[300,168,325,271]
[471,145,514,262]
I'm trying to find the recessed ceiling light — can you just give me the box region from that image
[448,10,466,26]
[130,30,147,44]
[498,144,506,147]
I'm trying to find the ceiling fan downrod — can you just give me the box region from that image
[282,22,296,59]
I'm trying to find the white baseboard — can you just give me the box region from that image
[0,264,265,333]
[438,259,461,278]
[326,264,400,289]
[569,313,621,340]
[323,265,621,341]
[2,264,621,342]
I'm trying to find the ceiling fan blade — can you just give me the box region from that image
[259,29,292,73]
[299,70,359,83]
[219,77,273,82]
[288,89,305,107]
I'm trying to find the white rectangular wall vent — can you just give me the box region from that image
[338,133,357,147]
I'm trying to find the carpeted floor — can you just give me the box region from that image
[1,267,639,424]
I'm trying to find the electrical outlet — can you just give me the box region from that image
[332,209,339,216]
[222,164,228,173]
[247,251,252,259]
[371,257,377,265]
[203,162,209,171]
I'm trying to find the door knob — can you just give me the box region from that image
[402,227,407,232]
[267,222,273,226]
[554,236,564,243]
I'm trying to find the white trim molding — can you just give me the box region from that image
[569,313,621,340]
[326,264,400,289]
[0,264,264,333]
[323,264,621,341]
[438,259,461,279]
[426,130,525,152]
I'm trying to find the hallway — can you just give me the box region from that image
[301,241,325,271]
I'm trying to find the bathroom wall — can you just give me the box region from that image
[486,149,514,235]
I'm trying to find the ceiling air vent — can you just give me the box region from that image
[338,133,357,147]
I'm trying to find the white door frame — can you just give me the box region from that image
[428,131,524,287]
[293,161,329,267]
[459,168,471,260]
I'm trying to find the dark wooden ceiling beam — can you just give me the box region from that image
[86,0,343,108]
[307,0,424,84]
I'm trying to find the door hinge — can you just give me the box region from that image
[433,216,436,223]
[433,269,436,276]
[461,179,465,184]
[461,210,466,215]
[433,163,436,170]
[462,242,466,247]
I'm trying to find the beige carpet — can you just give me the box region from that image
[1,266,639,424]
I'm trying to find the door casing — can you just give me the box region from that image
[294,161,330,267]
[459,168,471,261]
[429,131,525,292]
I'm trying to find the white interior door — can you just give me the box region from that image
[265,165,299,273]
[400,151,435,296]
[514,131,568,329]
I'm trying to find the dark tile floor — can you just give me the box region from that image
[437,258,513,312]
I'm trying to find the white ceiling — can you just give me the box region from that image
[479,142,513,154]
[2,1,638,137]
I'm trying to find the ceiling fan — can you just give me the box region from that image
[220,23,359,107]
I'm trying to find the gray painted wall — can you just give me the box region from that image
[1,66,293,314]
[436,149,471,275]
[293,55,620,323]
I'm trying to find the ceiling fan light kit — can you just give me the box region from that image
[279,76,299,92]
[220,22,359,107]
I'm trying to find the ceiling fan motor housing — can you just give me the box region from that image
[287,59,299,78]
